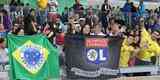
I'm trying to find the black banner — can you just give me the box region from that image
[64,35,123,79]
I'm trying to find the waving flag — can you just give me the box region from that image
[7,34,60,80]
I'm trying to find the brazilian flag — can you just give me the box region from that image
[7,34,60,80]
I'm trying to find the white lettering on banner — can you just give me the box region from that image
[87,49,107,62]
[71,67,119,77]
[99,49,106,61]
[0,64,10,72]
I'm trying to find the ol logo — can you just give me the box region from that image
[86,48,109,64]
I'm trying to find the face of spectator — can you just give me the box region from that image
[75,0,80,4]
[74,14,79,21]
[104,0,108,3]
[0,38,5,48]
[111,23,120,33]
[127,36,134,44]
[127,0,131,3]
[134,36,140,44]
[56,17,61,24]
[0,24,4,31]
[95,24,102,34]
[83,25,90,35]
[0,40,5,48]
[110,19,115,26]
[31,11,35,16]
[79,20,85,27]
[90,27,95,33]
[68,16,75,24]
[75,24,81,33]
[150,10,154,16]
[139,18,145,27]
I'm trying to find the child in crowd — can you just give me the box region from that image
[0,38,8,68]
[108,21,123,37]
[81,24,90,35]
[0,22,6,38]
[90,23,105,36]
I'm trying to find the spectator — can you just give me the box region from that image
[23,3,30,17]
[23,15,37,35]
[43,23,56,43]
[100,0,111,33]
[74,22,81,34]
[10,0,17,12]
[0,38,8,64]
[152,16,160,31]
[36,8,48,26]
[61,7,69,24]
[0,24,6,38]
[122,0,132,27]
[79,18,86,28]
[0,24,5,32]
[67,23,76,35]
[86,6,99,27]
[81,24,90,35]
[138,0,145,17]
[131,2,138,27]
[2,9,12,32]
[92,23,105,36]
[108,21,123,37]
[72,0,84,17]
[145,10,155,30]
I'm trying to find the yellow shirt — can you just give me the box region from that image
[138,41,160,62]
[119,39,134,67]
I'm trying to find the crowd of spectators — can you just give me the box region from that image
[0,0,159,68]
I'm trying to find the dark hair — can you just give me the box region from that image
[80,24,91,34]
[1,9,8,15]
[23,14,36,35]
[67,23,74,34]
[30,8,35,14]
[0,38,4,43]
[26,3,30,6]
[104,0,108,3]
[20,3,24,6]
[12,27,22,35]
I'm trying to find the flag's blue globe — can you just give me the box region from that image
[23,48,42,66]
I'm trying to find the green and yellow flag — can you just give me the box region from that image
[7,34,60,80]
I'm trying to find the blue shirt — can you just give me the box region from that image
[123,3,132,13]
[138,3,145,17]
